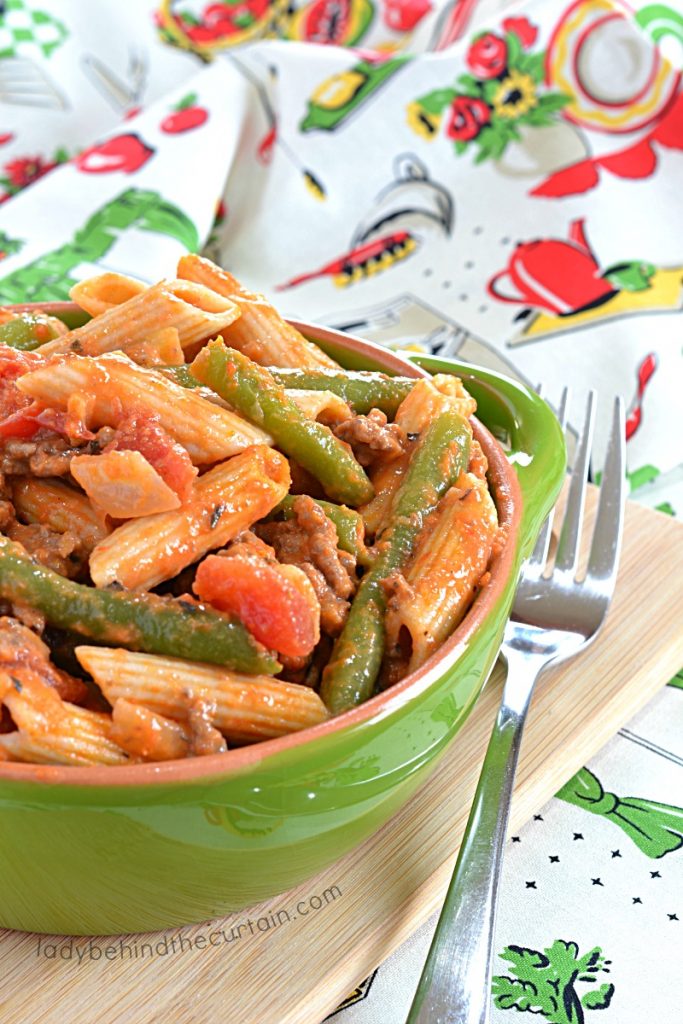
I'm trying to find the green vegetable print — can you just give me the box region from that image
[556,767,683,858]
[492,939,614,1023]
[0,231,24,259]
[669,669,683,691]
[0,188,200,303]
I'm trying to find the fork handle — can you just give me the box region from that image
[406,655,539,1024]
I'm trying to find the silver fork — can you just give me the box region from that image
[407,388,626,1024]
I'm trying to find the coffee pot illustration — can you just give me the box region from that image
[487,218,616,316]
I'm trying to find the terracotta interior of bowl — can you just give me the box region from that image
[0,306,522,784]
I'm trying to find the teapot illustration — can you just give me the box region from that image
[487,219,616,316]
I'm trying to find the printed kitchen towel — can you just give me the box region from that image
[330,672,683,1023]
[0,1,681,1021]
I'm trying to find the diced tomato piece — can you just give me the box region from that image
[107,413,197,502]
[0,399,91,442]
[0,345,45,374]
[0,404,44,438]
[0,346,46,421]
[193,554,320,659]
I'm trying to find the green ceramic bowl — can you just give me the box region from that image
[0,308,566,935]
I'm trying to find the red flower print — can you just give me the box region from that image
[4,155,56,190]
[446,96,491,141]
[466,32,507,79]
[502,16,538,48]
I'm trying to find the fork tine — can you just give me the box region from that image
[586,396,626,586]
[555,390,596,574]
[528,387,570,567]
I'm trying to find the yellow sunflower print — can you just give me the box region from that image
[492,70,538,119]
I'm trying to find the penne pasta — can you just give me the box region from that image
[393,375,477,433]
[70,450,182,518]
[110,699,193,762]
[89,445,290,590]
[0,732,51,762]
[0,617,89,704]
[11,477,110,552]
[0,668,129,766]
[358,376,476,537]
[177,254,339,369]
[127,326,184,367]
[69,272,147,317]
[39,279,241,357]
[385,473,499,674]
[0,254,498,761]
[357,454,409,537]
[284,388,352,425]
[0,724,128,766]
[76,647,331,744]
[17,351,271,465]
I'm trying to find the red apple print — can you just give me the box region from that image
[382,0,431,31]
[0,133,14,146]
[161,93,209,134]
[75,133,155,174]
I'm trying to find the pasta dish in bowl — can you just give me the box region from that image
[0,258,565,933]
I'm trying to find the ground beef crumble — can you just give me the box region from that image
[186,698,228,757]
[6,520,85,578]
[0,426,115,478]
[0,470,13,531]
[333,408,406,468]
[256,495,357,637]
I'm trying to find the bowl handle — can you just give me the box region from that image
[403,354,566,556]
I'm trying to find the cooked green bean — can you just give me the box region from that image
[167,365,197,389]
[268,369,416,416]
[271,494,370,565]
[190,339,374,506]
[0,535,280,674]
[0,314,60,351]
[320,409,472,714]
[165,365,415,417]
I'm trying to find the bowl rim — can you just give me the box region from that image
[0,311,521,786]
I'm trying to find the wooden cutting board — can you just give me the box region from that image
[2,494,682,1024]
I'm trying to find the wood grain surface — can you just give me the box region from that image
[2,494,682,1024]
